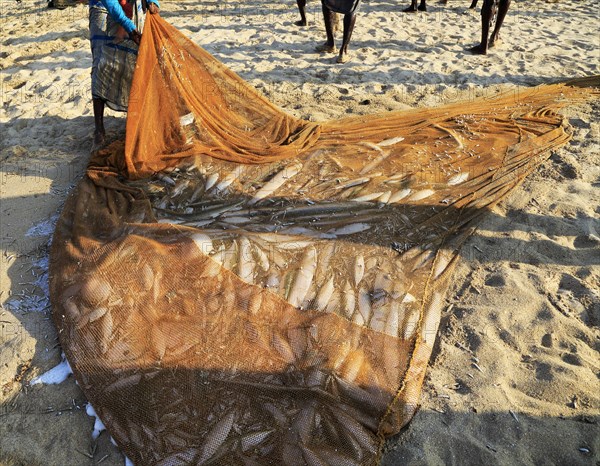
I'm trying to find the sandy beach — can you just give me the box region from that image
[1,0,599,464]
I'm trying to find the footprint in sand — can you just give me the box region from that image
[484,273,506,287]
[561,352,583,366]
[573,235,600,249]
[534,362,554,381]
[558,273,590,298]
[558,161,579,179]
[541,333,553,348]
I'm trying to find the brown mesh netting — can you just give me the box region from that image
[50,14,598,466]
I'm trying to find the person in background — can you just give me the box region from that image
[403,0,427,11]
[296,0,340,32]
[469,0,511,54]
[315,0,358,63]
[89,0,159,149]
[403,0,479,13]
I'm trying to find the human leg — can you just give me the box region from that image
[337,12,356,63]
[316,3,337,53]
[93,98,106,146]
[89,6,109,147]
[295,0,308,26]
[469,0,495,54]
[489,0,510,47]
[403,0,419,12]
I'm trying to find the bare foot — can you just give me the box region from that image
[489,35,502,48]
[469,44,487,55]
[294,19,307,26]
[336,53,350,63]
[403,6,418,12]
[315,43,337,53]
[417,4,427,10]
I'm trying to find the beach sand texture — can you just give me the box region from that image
[1,0,598,464]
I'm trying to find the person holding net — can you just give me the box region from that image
[89,0,159,149]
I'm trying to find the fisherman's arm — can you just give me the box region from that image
[100,0,137,34]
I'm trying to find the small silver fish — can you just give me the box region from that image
[377,136,404,147]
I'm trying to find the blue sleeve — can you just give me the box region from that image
[100,0,136,34]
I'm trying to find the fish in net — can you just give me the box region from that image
[50,14,598,466]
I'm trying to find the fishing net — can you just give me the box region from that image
[50,14,598,466]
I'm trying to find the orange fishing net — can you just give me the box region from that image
[51,14,598,466]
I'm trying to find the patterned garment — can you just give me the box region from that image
[89,6,110,99]
[92,0,145,111]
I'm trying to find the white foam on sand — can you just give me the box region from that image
[87,403,132,466]
[85,403,107,440]
[30,357,73,385]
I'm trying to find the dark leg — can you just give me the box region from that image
[316,3,337,53]
[469,0,478,8]
[337,12,356,63]
[93,97,106,147]
[403,0,419,12]
[469,0,495,54]
[418,0,427,11]
[295,0,308,26]
[489,0,510,47]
